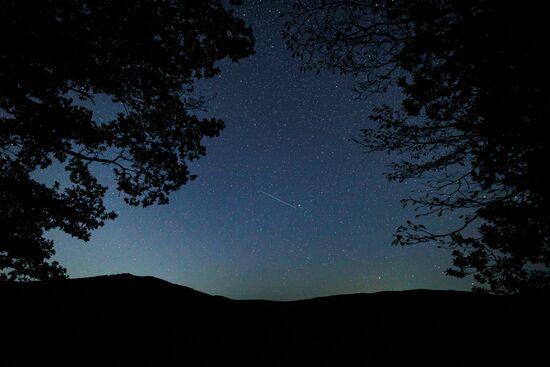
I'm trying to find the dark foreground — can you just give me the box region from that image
[1,274,548,366]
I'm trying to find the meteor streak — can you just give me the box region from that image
[259,190,298,209]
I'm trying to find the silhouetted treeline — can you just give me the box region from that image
[284,0,550,293]
[0,0,254,280]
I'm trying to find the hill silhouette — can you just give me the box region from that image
[2,274,548,366]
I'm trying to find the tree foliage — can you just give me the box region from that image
[0,0,254,280]
[283,0,549,293]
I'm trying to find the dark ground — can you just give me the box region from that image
[1,274,548,366]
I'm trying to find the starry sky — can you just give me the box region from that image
[46,0,471,300]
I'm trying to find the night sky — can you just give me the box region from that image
[45,0,471,300]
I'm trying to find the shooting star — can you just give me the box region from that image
[259,190,299,209]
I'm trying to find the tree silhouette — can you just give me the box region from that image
[0,0,254,281]
[283,0,549,293]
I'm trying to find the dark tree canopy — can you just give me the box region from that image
[284,0,549,293]
[0,0,254,280]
